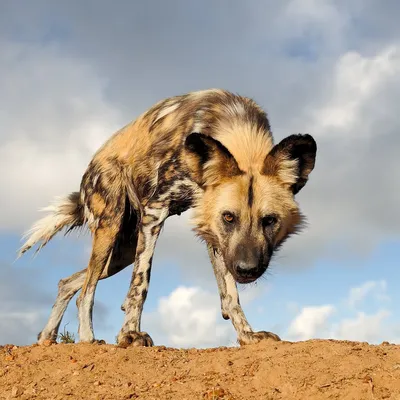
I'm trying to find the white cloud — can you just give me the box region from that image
[278,44,400,269]
[310,46,400,132]
[347,280,389,308]
[286,280,398,344]
[0,39,123,231]
[144,286,235,348]
[331,310,391,343]
[287,305,335,341]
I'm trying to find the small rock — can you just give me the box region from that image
[73,371,80,376]
[203,386,231,399]
[94,381,101,386]
[125,394,139,399]
[11,386,23,398]
[82,363,95,371]
[363,375,373,383]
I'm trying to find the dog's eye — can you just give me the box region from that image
[262,215,277,228]
[222,212,235,224]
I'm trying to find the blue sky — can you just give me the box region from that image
[1,0,400,347]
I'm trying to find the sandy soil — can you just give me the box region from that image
[1,339,400,400]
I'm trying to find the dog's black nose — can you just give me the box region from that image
[235,262,259,278]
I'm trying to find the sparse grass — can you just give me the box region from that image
[58,323,76,344]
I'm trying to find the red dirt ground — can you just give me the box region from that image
[1,339,400,399]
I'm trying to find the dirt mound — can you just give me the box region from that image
[1,339,400,399]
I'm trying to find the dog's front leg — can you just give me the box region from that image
[207,245,281,345]
[117,205,168,347]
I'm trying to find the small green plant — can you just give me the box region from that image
[58,323,76,344]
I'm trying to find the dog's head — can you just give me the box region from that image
[184,132,316,283]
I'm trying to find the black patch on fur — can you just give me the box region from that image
[248,176,254,207]
[185,132,244,179]
[185,133,211,165]
[267,241,274,258]
[146,261,152,282]
[114,195,138,257]
[169,184,194,215]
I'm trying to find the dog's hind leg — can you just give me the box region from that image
[38,269,86,344]
[37,185,138,344]
[75,221,123,343]
[37,244,135,344]
[207,245,281,345]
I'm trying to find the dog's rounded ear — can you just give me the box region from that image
[263,134,317,194]
[184,132,243,186]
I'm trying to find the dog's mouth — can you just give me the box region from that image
[234,275,258,284]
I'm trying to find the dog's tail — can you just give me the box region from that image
[17,192,85,258]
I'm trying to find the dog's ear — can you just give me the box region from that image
[263,134,317,194]
[184,132,243,186]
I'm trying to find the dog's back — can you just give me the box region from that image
[19,88,271,255]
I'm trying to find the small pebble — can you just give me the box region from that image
[11,386,23,398]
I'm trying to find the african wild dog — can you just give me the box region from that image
[18,89,317,347]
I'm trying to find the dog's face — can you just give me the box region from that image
[197,173,303,283]
[185,132,317,283]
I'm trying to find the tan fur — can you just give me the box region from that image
[192,172,303,249]
[213,118,274,173]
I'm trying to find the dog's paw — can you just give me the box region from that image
[117,331,154,348]
[238,331,281,345]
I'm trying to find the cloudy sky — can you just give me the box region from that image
[1,0,399,347]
